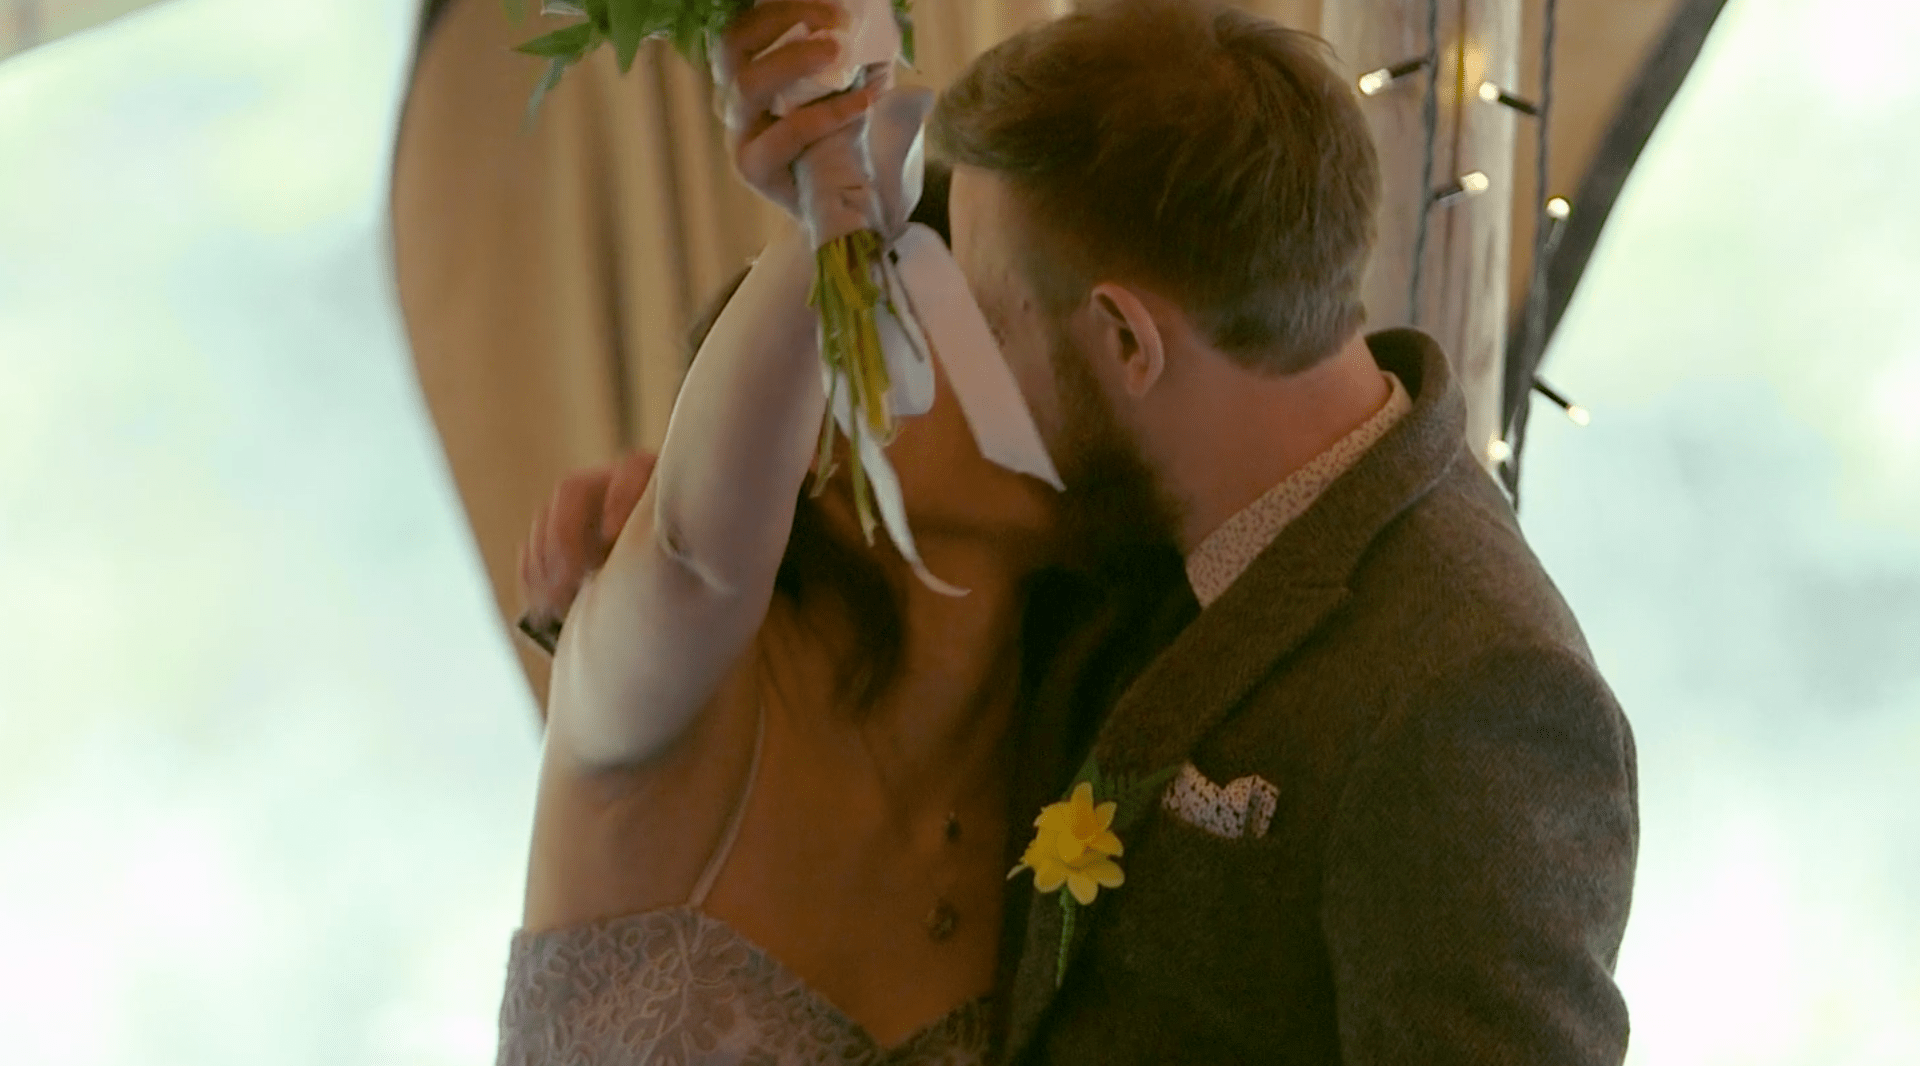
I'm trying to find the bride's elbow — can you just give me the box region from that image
[545,663,694,772]
[541,559,763,772]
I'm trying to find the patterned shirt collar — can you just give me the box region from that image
[1184,372,1412,608]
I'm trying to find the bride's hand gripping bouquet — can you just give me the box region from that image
[507,0,1061,592]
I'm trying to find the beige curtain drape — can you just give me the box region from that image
[392,0,1078,702]
[390,0,1696,704]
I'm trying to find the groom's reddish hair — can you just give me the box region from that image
[930,0,1379,374]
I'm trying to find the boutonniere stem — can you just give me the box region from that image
[1009,756,1179,987]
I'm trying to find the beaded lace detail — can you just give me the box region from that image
[496,907,990,1066]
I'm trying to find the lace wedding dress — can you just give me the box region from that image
[495,711,992,1066]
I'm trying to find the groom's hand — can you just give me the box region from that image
[516,450,658,652]
[717,0,884,216]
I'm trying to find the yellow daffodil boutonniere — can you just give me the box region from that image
[1011,757,1180,986]
[1013,781,1126,906]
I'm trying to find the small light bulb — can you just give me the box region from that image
[1486,437,1514,464]
[1546,197,1572,220]
[1477,83,1541,115]
[1358,59,1428,97]
[1433,172,1494,207]
[1567,405,1592,426]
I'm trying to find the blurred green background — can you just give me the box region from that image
[0,0,1914,1062]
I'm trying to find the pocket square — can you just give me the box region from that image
[1162,763,1279,839]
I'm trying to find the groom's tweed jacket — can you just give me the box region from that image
[998,330,1639,1066]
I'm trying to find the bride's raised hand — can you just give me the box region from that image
[716,0,884,216]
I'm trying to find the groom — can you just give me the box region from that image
[928,2,1638,1064]
[521,0,1638,1062]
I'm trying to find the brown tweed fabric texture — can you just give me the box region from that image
[997,330,1639,1066]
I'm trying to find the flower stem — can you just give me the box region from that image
[808,229,893,543]
[1056,895,1077,988]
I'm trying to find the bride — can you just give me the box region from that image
[495,4,1178,1063]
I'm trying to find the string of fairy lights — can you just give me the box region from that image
[1354,0,1579,506]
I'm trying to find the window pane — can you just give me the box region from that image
[0,2,539,1063]
[1521,1,1920,1063]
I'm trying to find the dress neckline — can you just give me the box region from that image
[512,905,991,1055]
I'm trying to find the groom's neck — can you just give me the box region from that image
[1147,332,1390,554]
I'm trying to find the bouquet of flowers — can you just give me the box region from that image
[506,0,1061,592]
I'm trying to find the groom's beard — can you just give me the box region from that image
[1046,329,1183,574]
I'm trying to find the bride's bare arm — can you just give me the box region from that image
[542,8,876,769]
[544,223,817,768]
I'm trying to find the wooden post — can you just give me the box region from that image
[1320,0,1520,469]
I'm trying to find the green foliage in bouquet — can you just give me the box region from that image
[509,0,914,123]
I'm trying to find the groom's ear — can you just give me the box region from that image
[1087,282,1166,400]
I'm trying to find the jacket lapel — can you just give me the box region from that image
[1004,329,1470,1062]
[1008,575,1352,1053]
[994,554,1191,1056]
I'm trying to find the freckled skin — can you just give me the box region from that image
[948,167,1070,458]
